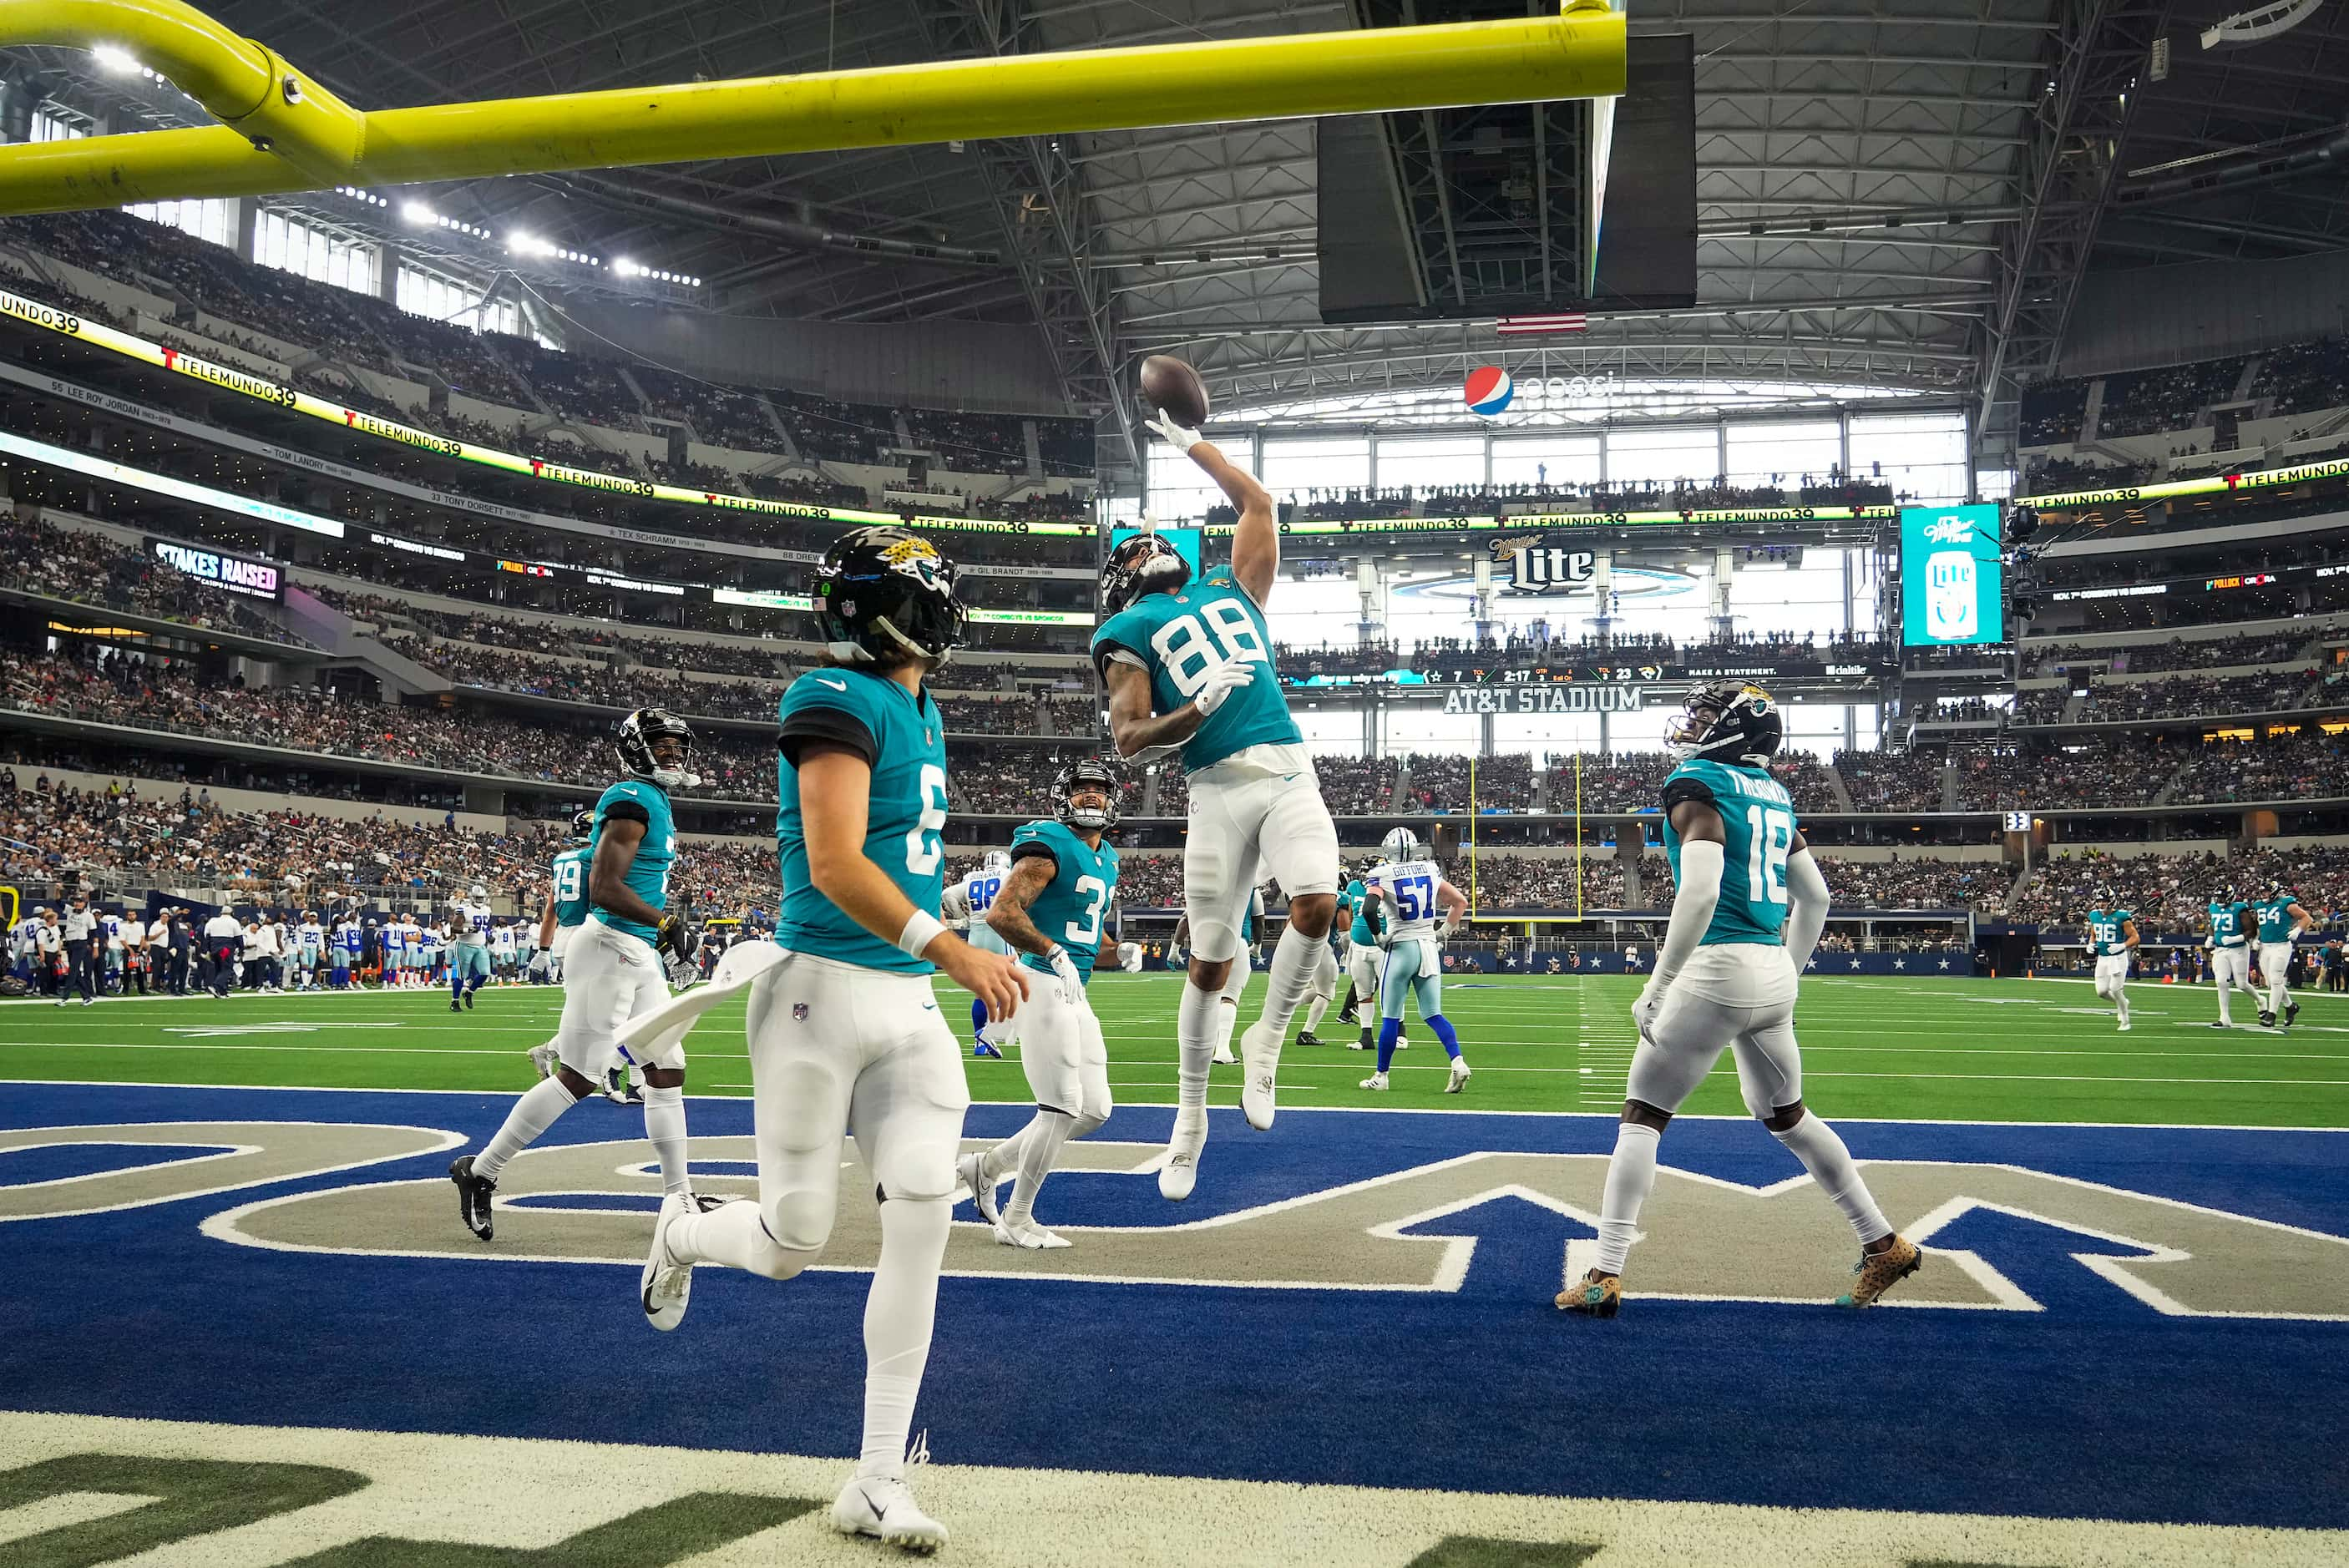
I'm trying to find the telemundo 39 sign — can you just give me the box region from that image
[1899,503,2004,649]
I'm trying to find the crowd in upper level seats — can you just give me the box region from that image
[1273,629,1888,682]
[1835,747,1946,812]
[2017,332,2349,456]
[2097,359,2246,441]
[2053,670,2322,724]
[0,513,313,646]
[2031,632,2310,675]
[2249,337,2349,418]
[0,210,1091,491]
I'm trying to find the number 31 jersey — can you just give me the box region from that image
[1009,819,1120,984]
[1091,569,1301,772]
[776,667,949,975]
[1366,860,1442,941]
[1661,757,1796,947]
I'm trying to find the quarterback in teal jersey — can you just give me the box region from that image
[2204,887,2256,1028]
[1561,680,1920,1321]
[642,527,1024,1554]
[453,716,705,1239]
[958,758,1124,1247]
[2085,891,2139,1032]
[2253,883,2314,1029]
[1094,404,1340,1199]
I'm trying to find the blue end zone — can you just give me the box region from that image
[0,1081,2343,1530]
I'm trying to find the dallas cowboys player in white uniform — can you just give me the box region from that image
[1094,405,1341,1201]
[1356,828,1471,1094]
[944,849,1016,1057]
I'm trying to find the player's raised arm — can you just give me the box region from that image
[1147,410,1277,605]
[798,742,1027,1023]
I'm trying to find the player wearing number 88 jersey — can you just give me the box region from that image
[1096,409,1342,1201]
[1558,680,1921,1320]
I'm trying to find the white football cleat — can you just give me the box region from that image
[2117,1021,2132,1032]
[640,1191,701,1332]
[833,1474,948,1555]
[1209,1039,1238,1065]
[956,1152,1000,1226]
[1239,1021,1280,1130]
[1159,1106,1207,1201]
[993,1216,1072,1250]
[1359,1071,1389,1091]
[1445,1057,1471,1095]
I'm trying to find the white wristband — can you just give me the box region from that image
[1044,943,1066,964]
[897,911,946,959]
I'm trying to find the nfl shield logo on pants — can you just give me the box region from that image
[792,1002,810,1020]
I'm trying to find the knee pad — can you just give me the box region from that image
[639,1036,686,1075]
[1071,1105,1110,1139]
[763,1187,836,1257]
[1737,1081,1779,1123]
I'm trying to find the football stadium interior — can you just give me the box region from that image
[2,0,2347,1562]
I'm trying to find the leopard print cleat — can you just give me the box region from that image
[1835,1235,1922,1308]
[1555,1268,1622,1318]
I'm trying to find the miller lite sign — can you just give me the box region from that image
[1490,534,1596,594]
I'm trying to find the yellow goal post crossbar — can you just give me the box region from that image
[0,0,1626,216]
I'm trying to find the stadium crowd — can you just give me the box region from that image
[3,514,311,646]
[2012,844,2349,928]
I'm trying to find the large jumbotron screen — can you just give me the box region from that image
[1899,503,2005,648]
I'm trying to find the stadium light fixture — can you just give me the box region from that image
[400,200,437,225]
[91,43,139,72]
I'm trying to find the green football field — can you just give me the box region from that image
[4,971,2346,1128]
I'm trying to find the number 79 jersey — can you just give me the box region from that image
[1661,757,1797,947]
[1367,860,1443,942]
[775,667,950,975]
[1091,569,1301,772]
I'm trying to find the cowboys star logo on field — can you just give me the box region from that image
[1464,366,1514,417]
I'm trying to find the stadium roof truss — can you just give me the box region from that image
[9,0,2344,477]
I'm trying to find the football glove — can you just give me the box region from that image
[1045,944,1086,999]
[1632,983,1666,1040]
[527,950,549,977]
[1146,407,1202,454]
[1192,660,1253,718]
[656,913,700,965]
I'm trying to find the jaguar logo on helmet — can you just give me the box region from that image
[817,525,967,669]
[1665,679,1784,766]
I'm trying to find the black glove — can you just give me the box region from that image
[657,913,700,965]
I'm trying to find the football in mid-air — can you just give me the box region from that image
[1139,355,1209,427]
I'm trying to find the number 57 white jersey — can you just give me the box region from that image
[1369,860,1444,941]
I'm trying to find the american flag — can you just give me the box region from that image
[1496,312,1588,336]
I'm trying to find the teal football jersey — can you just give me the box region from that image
[1661,757,1797,946]
[776,669,949,974]
[1344,880,1373,945]
[2255,898,2301,943]
[1008,819,1120,984]
[1091,570,1300,771]
[589,778,676,948]
[2087,908,2134,957]
[550,846,591,930]
[2208,900,2250,948]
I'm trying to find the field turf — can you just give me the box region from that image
[5,971,2345,1130]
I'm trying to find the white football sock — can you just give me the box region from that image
[472,1075,580,1181]
[980,1123,1030,1186]
[666,1191,818,1280]
[1256,925,1324,1039]
[2217,979,2233,1025]
[1595,1122,1659,1275]
[2270,975,2287,1014]
[858,1197,950,1481]
[641,1084,691,1196]
[2115,986,2130,1025]
[1003,1109,1076,1227]
[1176,981,1219,1112]
[1303,993,1331,1034]
[1773,1113,1893,1246]
[1212,999,1238,1056]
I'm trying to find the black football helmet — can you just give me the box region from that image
[1056,757,1120,831]
[814,525,966,667]
[1665,679,1783,766]
[618,707,696,787]
[1101,532,1192,614]
[569,808,596,842]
